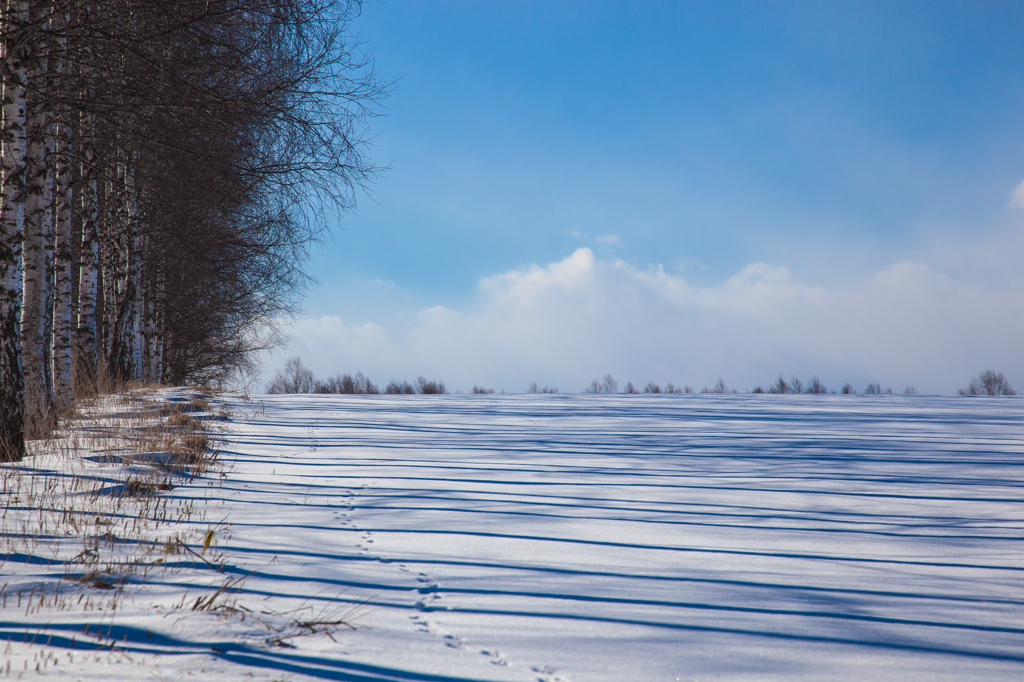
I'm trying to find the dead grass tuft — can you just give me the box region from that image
[123,476,175,496]
[189,397,210,413]
[165,411,201,429]
[70,571,119,590]
[1,385,231,629]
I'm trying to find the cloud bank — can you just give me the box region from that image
[271,248,1023,394]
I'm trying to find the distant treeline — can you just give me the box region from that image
[592,371,1015,396]
[266,359,1016,397]
[267,357,446,395]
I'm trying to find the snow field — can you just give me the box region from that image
[212,393,1024,681]
[2,392,1023,680]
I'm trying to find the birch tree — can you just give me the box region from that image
[1,0,386,425]
[20,1,52,436]
[0,0,29,460]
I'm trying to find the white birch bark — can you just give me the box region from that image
[41,114,55,407]
[0,0,28,459]
[51,121,73,411]
[49,6,73,410]
[141,256,165,384]
[76,115,99,386]
[127,164,143,380]
[100,175,114,368]
[110,158,131,379]
[74,3,100,390]
[152,275,164,383]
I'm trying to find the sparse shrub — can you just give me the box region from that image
[702,378,735,394]
[266,357,315,394]
[165,411,200,429]
[189,397,210,412]
[864,382,881,395]
[805,376,827,394]
[416,377,446,394]
[959,370,1015,396]
[123,476,175,497]
[624,382,638,394]
[752,386,765,394]
[385,380,416,395]
[173,432,211,462]
[769,376,789,394]
[644,382,661,393]
[841,383,854,394]
[903,386,917,395]
[473,386,495,394]
[585,374,619,394]
[527,382,557,394]
[315,372,379,394]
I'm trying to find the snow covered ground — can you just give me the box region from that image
[3,393,1024,680]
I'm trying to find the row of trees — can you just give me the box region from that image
[591,372,1014,396]
[0,1,383,459]
[266,357,448,395]
[262,364,1019,397]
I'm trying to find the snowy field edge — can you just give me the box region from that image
[2,392,1024,680]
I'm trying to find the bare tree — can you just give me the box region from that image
[702,378,735,394]
[0,0,29,459]
[266,356,315,394]
[1,0,388,439]
[385,380,415,395]
[804,376,827,394]
[959,371,1015,396]
[315,372,378,394]
[584,374,618,394]
[416,376,446,394]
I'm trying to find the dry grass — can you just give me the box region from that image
[164,411,199,428]
[0,387,357,662]
[0,386,230,622]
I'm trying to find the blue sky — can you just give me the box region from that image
[266,0,1024,394]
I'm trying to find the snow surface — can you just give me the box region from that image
[3,393,1024,680]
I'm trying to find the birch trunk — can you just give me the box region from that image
[76,115,99,388]
[50,7,73,410]
[100,175,114,373]
[127,164,143,380]
[109,158,133,380]
[20,17,51,438]
[142,264,155,383]
[51,121,73,411]
[0,0,28,460]
[151,274,164,383]
[41,118,55,409]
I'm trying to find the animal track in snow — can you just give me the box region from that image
[409,613,465,649]
[480,648,509,667]
[531,665,572,682]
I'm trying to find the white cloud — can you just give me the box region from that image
[596,233,622,247]
[1010,179,1024,210]
[266,249,1024,394]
